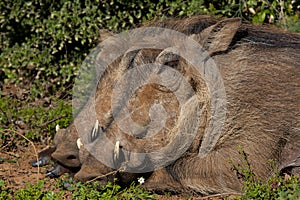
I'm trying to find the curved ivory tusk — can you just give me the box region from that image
[91,120,99,141]
[114,141,120,162]
[55,124,60,132]
[76,138,83,149]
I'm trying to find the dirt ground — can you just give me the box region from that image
[0,142,240,199]
[0,143,58,190]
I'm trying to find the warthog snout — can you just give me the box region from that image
[51,123,81,168]
[51,148,80,168]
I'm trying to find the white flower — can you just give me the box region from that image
[137,177,145,185]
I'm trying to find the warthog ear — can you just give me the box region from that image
[190,18,241,55]
[53,125,66,146]
[119,49,140,70]
[156,46,180,65]
[99,29,114,42]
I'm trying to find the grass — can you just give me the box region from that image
[0,176,156,200]
[230,147,300,200]
[0,95,72,148]
[1,171,299,199]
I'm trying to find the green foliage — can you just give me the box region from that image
[230,146,300,200]
[56,175,156,200]
[0,0,206,96]
[1,0,298,99]
[1,177,156,199]
[119,182,156,200]
[286,14,300,32]
[0,180,11,200]
[203,0,299,28]
[240,173,300,199]
[0,96,72,145]
[12,180,63,200]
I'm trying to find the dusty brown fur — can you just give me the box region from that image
[51,124,81,168]
[47,15,300,194]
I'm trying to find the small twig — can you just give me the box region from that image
[6,151,20,158]
[0,129,40,182]
[0,139,13,151]
[15,130,40,182]
[86,170,119,184]
[37,115,66,128]
[194,192,242,200]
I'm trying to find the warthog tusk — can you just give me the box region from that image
[55,124,60,132]
[114,141,120,162]
[77,138,83,149]
[91,120,99,141]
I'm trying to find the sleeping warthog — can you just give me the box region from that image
[34,15,300,194]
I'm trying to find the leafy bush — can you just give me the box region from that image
[0,0,203,96]
[203,0,299,27]
[1,0,298,101]
[240,172,300,199]
[0,180,11,200]
[0,177,156,199]
[230,147,300,200]
[13,180,63,200]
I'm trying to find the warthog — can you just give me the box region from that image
[33,15,300,194]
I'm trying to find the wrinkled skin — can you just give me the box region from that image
[33,15,300,194]
[51,123,81,168]
[32,124,81,177]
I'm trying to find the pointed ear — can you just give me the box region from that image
[53,127,66,146]
[190,18,241,55]
[99,29,114,42]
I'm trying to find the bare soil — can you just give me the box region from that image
[0,142,239,199]
[0,143,59,191]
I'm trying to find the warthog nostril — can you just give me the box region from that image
[67,155,77,160]
[51,149,81,168]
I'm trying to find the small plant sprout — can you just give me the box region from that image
[138,177,145,185]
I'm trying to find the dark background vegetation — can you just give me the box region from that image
[0,0,299,199]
